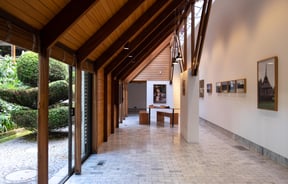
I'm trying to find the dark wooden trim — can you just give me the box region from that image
[74,61,82,174]
[110,74,115,134]
[91,72,98,153]
[119,25,174,80]
[191,2,195,69]
[37,48,49,184]
[184,16,187,71]
[77,0,144,63]
[93,0,170,70]
[113,13,176,78]
[191,0,212,76]
[114,78,120,126]
[41,0,97,49]
[104,0,185,74]
[0,8,38,33]
[103,73,108,142]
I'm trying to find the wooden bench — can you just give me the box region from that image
[156,111,178,126]
[139,110,149,124]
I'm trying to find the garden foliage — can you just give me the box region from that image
[0,51,69,131]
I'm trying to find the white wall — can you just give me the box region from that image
[199,0,288,158]
[147,81,175,118]
[128,82,146,109]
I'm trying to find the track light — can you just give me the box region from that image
[123,42,130,50]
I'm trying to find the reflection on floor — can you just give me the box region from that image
[65,114,288,184]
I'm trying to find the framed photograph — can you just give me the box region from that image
[229,80,236,93]
[216,82,222,93]
[236,79,246,93]
[221,81,229,93]
[257,56,278,111]
[153,84,166,103]
[199,80,204,98]
[207,83,212,93]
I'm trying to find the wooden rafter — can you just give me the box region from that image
[104,0,186,74]
[77,0,144,63]
[41,0,98,49]
[125,36,171,82]
[119,26,174,81]
[94,0,168,70]
[114,14,176,79]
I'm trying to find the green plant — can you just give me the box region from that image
[0,55,22,88]
[16,51,68,87]
[0,115,16,133]
[0,80,69,109]
[10,106,69,131]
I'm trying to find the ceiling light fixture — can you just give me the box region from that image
[123,42,129,50]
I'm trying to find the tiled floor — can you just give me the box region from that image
[65,114,288,184]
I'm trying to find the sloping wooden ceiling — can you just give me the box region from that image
[0,0,191,80]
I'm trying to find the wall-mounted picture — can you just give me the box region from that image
[216,82,221,93]
[221,81,229,93]
[257,56,278,111]
[236,79,246,93]
[153,84,167,103]
[199,80,204,98]
[229,80,236,93]
[207,83,212,93]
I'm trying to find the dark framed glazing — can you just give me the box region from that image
[221,81,229,93]
[257,56,278,111]
[199,80,204,98]
[229,80,236,93]
[153,84,166,103]
[216,82,221,93]
[207,83,212,93]
[236,78,246,93]
[182,79,185,96]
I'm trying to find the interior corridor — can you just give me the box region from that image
[65,115,288,184]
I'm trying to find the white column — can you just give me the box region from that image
[180,69,199,143]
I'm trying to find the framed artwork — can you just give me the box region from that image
[216,82,221,93]
[207,83,212,93]
[199,80,204,98]
[236,79,246,93]
[221,81,229,93]
[257,56,278,111]
[153,84,166,103]
[229,80,236,93]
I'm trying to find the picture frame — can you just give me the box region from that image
[257,56,278,111]
[207,83,212,93]
[199,80,204,98]
[229,80,236,93]
[236,78,246,93]
[221,81,229,93]
[216,82,222,93]
[153,84,167,104]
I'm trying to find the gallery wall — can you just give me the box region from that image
[146,81,174,118]
[199,0,288,158]
[127,82,147,110]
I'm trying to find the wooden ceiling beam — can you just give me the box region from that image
[77,0,144,63]
[94,0,168,70]
[117,20,175,80]
[104,0,186,74]
[41,0,98,49]
[113,14,176,79]
[125,36,171,82]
